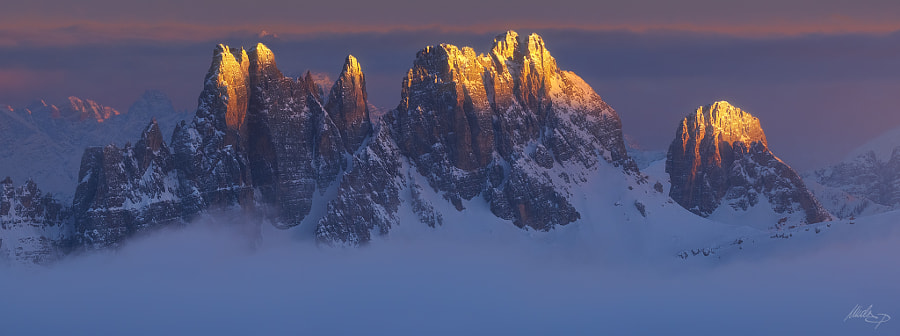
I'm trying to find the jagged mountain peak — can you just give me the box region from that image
[299,71,323,101]
[492,30,520,60]
[200,44,251,136]
[250,42,275,66]
[137,119,164,152]
[26,96,121,122]
[684,101,768,149]
[75,96,118,121]
[342,54,362,76]
[212,44,248,65]
[667,101,830,225]
[524,33,556,71]
[326,54,371,152]
[381,32,635,233]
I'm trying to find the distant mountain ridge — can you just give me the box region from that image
[805,124,900,218]
[0,91,188,199]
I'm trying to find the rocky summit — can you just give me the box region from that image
[72,43,370,248]
[665,101,831,226]
[0,92,187,199]
[317,31,638,244]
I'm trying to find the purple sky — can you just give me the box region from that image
[2,1,900,170]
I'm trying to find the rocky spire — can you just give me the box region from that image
[300,71,323,101]
[491,30,520,61]
[170,44,254,215]
[666,101,831,224]
[325,55,372,152]
[200,44,250,136]
[73,119,181,249]
[248,43,282,87]
[133,119,171,173]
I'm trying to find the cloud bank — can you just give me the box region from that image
[1,213,898,335]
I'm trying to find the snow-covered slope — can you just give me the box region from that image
[0,178,70,265]
[317,31,640,244]
[665,101,831,227]
[806,124,900,218]
[0,91,188,200]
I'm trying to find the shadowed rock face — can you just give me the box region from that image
[387,30,636,231]
[59,32,634,250]
[666,101,831,224]
[73,43,368,248]
[73,120,182,248]
[244,43,347,228]
[325,55,372,152]
[0,178,70,264]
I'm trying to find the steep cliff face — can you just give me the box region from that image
[392,31,635,229]
[72,43,369,246]
[73,120,182,248]
[244,43,346,228]
[316,121,403,245]
[325,55,372,152]
[171,44,255,215]
[666,101,831,225]
[317,31,638,244]
[0,178,70,264]
[0,92,186,199]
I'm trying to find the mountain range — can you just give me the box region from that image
[0,91,188,199]
[804,124,900,218]
[0,31,866,265]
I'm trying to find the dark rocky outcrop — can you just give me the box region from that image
[0,178,71,264]
[665,101,831,224]
[392,31,634,228]
[316,31,638,243]
[0,92,187,198]
[71,43,370,247]
[73,120,182,248]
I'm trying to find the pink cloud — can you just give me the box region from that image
[2,20,900,47]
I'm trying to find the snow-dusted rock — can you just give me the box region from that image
[0,178,70,264]
[0,91,187,199]
[806,149,900,218]
[394,31,635,227]
[666,101,831,226]
[73,120,182,248]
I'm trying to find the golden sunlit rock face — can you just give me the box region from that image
[668,101,769,215]
[23,97,121,123]
[677,101,767,177]
[211,45,250,132]
[393,30,634,230]
[325,55,372,152]
[666,101,830,224]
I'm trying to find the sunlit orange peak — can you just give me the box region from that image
[694,101,767,148]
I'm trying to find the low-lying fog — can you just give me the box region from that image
[2,214,898,335]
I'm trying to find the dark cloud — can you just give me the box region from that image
[4,0,900,34]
